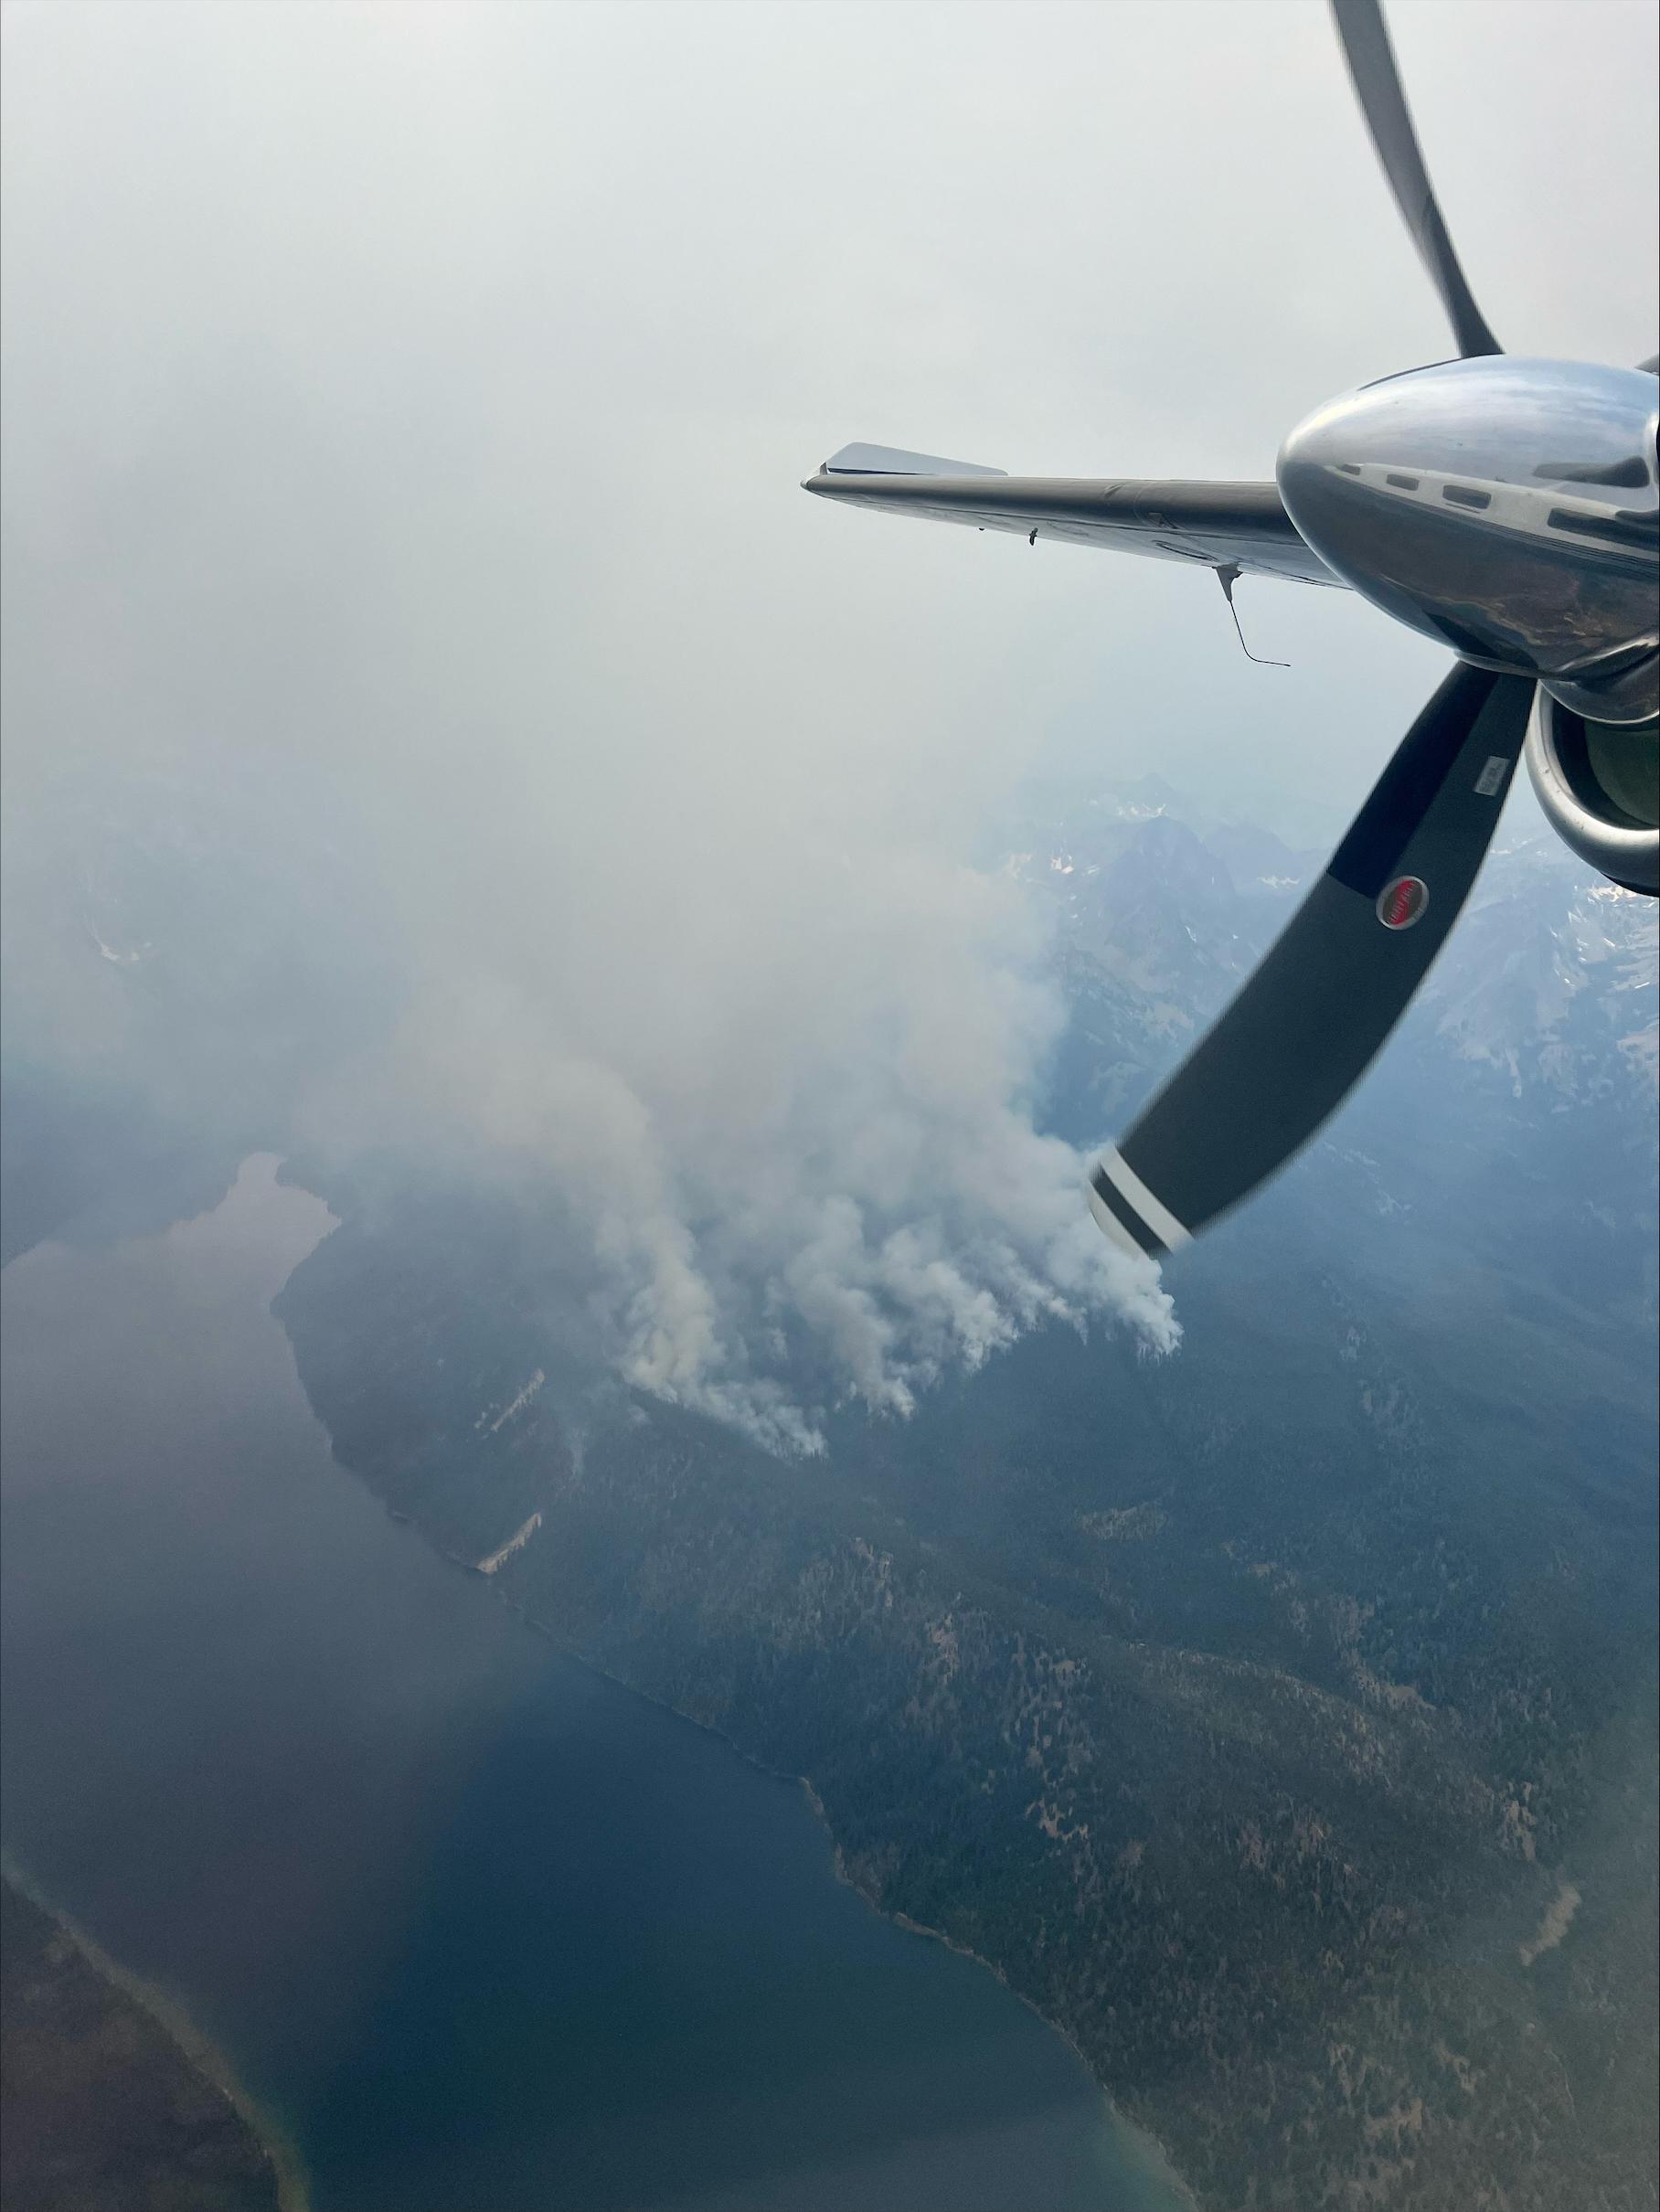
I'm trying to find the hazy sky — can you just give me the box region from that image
[4,0,1656,1442]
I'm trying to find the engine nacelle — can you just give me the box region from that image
[1525,690,1659,895]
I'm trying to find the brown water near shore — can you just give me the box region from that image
[2,1157,1189,2212]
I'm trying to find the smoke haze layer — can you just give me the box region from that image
[5,2,1654,1439]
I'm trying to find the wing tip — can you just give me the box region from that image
[814,441,1007,481]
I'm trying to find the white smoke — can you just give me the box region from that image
[0,1,1208,1452]
[334,809,1177,1453]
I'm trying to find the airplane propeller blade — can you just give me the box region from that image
[1087,664,1536,1259]
[1330,0,1503,359]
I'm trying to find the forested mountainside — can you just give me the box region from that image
[267,790,1656,2212]
[6,752,1654,2207]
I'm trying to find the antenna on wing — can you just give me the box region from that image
[1215,563,1289,667]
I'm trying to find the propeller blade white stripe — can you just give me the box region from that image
[1086,1178,1148,1260]
[1091,1147,1194,1255]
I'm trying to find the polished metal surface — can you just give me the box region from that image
[1277,357,1659,724]
[802,466,1341,589]
[819,442,1007,480]
[1525,693,1659,895]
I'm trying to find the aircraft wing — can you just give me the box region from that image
[803,443,1342,589]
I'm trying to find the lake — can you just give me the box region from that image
[0,1156,1189,2211]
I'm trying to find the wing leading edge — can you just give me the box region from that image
[803,443,1341,589]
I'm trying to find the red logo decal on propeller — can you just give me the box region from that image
[1377,876,1429,931]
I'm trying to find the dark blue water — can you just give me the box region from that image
[0,1157,1189,2211]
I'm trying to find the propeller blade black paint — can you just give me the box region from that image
[1088,664,1535,1258]
[1330,0,1503,359]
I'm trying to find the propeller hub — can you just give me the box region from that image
[1277,357,1659,725]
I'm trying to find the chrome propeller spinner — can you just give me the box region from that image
[1082,0,1656,1262]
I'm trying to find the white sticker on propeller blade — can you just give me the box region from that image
[1473,755,1509,797]
[1377,875,1430,931]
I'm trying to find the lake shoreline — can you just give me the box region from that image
[800,1774,1190,2200]
[419,1513,1200,2212]
[0,1852,313,2212]
[5,1164,1181,2212]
